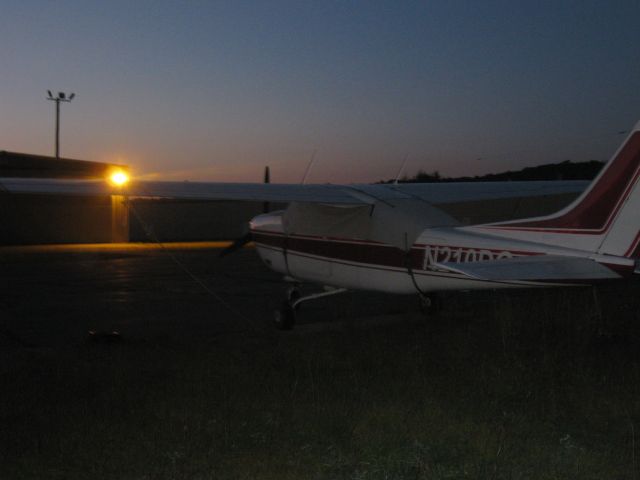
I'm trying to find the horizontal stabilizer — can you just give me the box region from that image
[433,255,620,281]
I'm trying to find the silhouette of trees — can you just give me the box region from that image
[379,160,604,184]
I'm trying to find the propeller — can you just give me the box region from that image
[219,229,252,258]
[219,166,270,258]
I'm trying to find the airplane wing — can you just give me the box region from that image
[0,178,588,206]
[374,180,589,205]
[433,255,621,281]
[0,178,372,205]
[0,177,591,251]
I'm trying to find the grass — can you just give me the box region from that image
[3,252,640,478]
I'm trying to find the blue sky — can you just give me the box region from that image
[1,1,639,183]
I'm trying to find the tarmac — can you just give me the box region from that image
[0,242,417,348]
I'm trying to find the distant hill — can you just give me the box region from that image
[381,160,605,183]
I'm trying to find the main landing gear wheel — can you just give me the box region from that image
[273,285,348,330]
[274,301,296,330]
[287,287,301,304]
[273,287,301,330]
[420,294,442,316]
[272,286,301,330]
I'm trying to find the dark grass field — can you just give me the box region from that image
[2,245,640,479]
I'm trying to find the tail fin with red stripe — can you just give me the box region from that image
[482,121,640,257]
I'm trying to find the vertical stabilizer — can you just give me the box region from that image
[477,121,640,257]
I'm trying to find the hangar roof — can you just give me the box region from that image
[0,150,127,179]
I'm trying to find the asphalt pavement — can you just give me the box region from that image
[0,243,418,348]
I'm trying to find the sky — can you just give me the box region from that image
[1,0,639,183]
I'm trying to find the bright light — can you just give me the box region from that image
[109,171,129,186]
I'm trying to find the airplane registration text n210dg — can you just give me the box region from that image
[421,245,515,268]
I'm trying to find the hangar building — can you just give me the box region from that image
[0,151,264,245]
[0,151,129,244]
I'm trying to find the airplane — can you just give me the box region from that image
[2,121,640,329]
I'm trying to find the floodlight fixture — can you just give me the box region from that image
[46,90,76,159]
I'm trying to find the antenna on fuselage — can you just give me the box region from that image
[301,149,317,185]
[263,166,271,213]
[393,154,409,185]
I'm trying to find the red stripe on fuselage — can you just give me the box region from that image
[252,230,536,271]
[252,230,633,279]
[253,231,422,270]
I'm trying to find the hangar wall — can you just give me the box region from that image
[0,195,264,245]
[128,200,269,242]
[0,194,129,245]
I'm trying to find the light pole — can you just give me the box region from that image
[47,90,75,159]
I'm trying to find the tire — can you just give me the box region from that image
[273,301,296,330]
[287,287,301,307]
[420,294,442,316]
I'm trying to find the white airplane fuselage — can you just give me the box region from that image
[246,125,640,297]
[250,211,634,294]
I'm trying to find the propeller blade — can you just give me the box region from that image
[219,232,252,257]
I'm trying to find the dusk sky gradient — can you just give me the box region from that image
[2,1,640,183]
